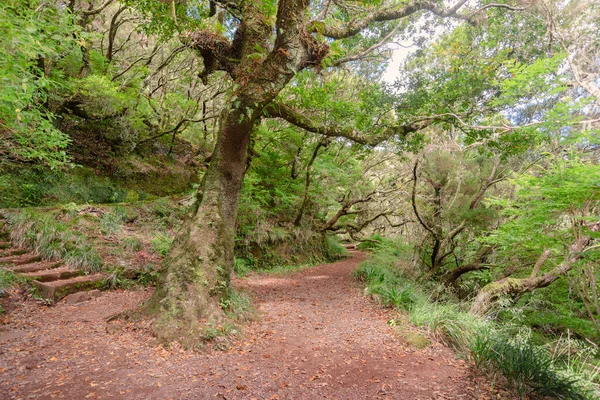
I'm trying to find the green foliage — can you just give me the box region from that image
[122,236,142,252]
[356,234,397,251]
[7,210,102,273]
[0,269,24,295]
[0,0,75,167]
[100,209,125,235]
[324,235,347,259]
[0,269,27,314]
[0,164,162,208]
[220,287,255,322]
[150,233,173,257]
[472,330,587,399]
[234,257,254,278]
[485,160,599,268]
[354,241,424,311]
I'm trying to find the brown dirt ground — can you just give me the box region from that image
[0,251,514,400]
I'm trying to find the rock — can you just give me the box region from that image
[64,291,91,305]
[88,289,102,298]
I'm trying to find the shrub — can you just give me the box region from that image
[100,209,125,234]
[325,235,347,259]
[150,233,173,256]
[234,257,253,277]
[473,331,587,399]
[221,287,255,322]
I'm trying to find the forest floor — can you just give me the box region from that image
[0,251,512,399]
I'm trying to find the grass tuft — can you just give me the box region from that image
[150,233,173,256]
[7,210,103,273]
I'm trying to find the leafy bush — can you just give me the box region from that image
[325,235,347,259]
[0,0,74,168]
[122,236,142,252]
[0,269,23,296]
[100,209,125,234]
[470,329,588,399]
[221,287,255,322]
[234,257,254,277]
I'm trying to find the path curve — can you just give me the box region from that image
[0,252,500,399]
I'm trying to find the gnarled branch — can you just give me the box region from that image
[267,103,428,145]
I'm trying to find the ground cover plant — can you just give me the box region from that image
[355,240,600,399]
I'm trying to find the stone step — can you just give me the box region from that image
[0,254,42,266]
[33,274,106,302]
[22,266,80,282]
[7,260,63,274]
[0,248,26,258]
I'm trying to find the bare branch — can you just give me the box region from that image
[310,0,474,39]
[331,24,401,66]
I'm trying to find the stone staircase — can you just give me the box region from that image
[0,216,106,303]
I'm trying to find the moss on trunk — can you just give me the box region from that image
[141,104,254,347]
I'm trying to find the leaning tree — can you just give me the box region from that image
[132,0,521,345]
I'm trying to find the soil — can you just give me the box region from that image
[0,251,512,399]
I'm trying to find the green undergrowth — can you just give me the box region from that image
[0,154,199,209]
[7,210,103,273]
[2,197,186,278]
[354,241,600,399]
[516,279,600,344]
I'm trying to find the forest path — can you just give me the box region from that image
[0,251,503,399]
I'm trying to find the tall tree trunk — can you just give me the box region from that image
[142,104,255,346]
[139,0,324,346]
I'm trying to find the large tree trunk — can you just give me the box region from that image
[138,0,321,347]
[142,104,255,346]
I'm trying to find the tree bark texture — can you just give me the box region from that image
[143,104,254,345]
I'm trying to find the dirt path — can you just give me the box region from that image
[0,252,503,399]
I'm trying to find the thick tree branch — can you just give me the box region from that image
[471,222,600,315]
[310,0,472,39]
[81,0,115,16]
[442,245,493,285]
[267,103,428,145]
[183,31,237,81]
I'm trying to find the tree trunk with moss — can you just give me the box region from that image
[141,0,326,346]
[142,103,254,346]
